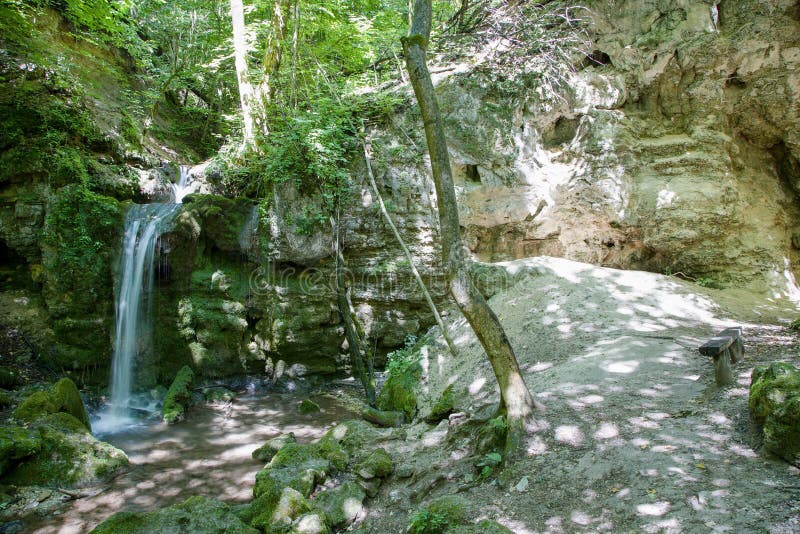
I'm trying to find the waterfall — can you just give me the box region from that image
[95,166,192,434]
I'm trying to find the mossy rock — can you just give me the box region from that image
[13,378,91,431]
[377,367,419,420]
[320,420,388,455]
[5,416,128,488]
[253,433,297,463]
[312,481,365,528]
[750,362,800,464]
[299,399,321,415]
[354,448,394,480]
[409,495,470,533]
[90,496,258,534]
[291,513,330,534]
[425,384,456,423]
[181,195,256,254]
[749,362,800,423]
[425,495,469,524]
[264,487,312,533]
[204,387,236,403]
[162,365,194,424]
[0,425,41,476]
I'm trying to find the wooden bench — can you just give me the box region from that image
[699,327,743,386]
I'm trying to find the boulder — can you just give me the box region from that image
[13,378,91,431]
[750,362,800,464]
[4,414,127,488]
[312,481,365,528]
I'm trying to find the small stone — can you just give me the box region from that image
[515,476,529,492]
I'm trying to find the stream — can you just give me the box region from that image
[27,392,354,533]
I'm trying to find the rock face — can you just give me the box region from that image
[2,1,800,384]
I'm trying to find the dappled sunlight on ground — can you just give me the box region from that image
[409,257,800,532]
[27,393,356,533]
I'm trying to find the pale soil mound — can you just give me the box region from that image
[359,257,800,532]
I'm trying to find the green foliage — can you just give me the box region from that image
[696,276,726,289]
[385,334,421,376]
[790,318,800,332]
[475,451,502,479]
[408,509,449,534]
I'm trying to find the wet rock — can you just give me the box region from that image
[253,433,297,463]
[750,362,800,464]
[90,496,257,534]
[312,481,365,528]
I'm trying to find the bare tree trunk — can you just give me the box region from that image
[289,0,300,108]
[402,0,536,456]
[229,0,255,143]
[362,137,458,358]
[332,212,377,406]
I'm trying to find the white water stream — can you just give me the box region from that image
[94,166,193,434]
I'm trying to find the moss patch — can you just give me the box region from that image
[90,496,258,534]
[162,365,194,424]
[13,377,90,431]
[750,362,800,464]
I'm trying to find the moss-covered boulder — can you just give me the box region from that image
[180,194,257,254]
[0,425,41,476]
[750,362,800,463]
[312,481,365,529]
[4,414,127,488]
[162,365,194,424]
[354,448,394,480]
[249,438,350,530]
[299,399,321,415]
[13,378,91,431]
[253,433,296,463]
[266,487,311,533]
[425,384,455,423]
[90,496,258,534]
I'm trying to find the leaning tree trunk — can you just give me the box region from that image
[402,0,536,456]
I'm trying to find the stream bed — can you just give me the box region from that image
[26,392,354,533]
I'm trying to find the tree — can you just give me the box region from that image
[402,0,536,456]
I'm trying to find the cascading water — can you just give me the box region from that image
[94,166,193,434]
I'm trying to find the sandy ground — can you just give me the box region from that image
[355,257,800,533]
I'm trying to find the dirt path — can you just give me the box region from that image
[356,258,800,533]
